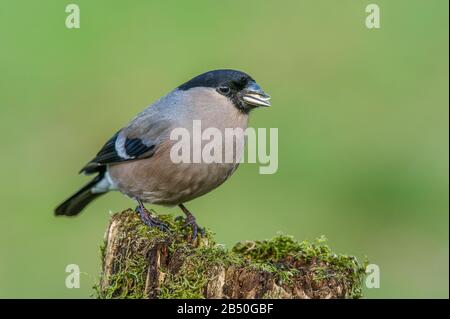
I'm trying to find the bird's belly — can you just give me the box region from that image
[108,109,247,205]
[108,158,239,205]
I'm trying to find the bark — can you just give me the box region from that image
[97,210,365,299]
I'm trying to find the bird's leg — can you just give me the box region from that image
[135,199,170,232]
[177,203,205,241]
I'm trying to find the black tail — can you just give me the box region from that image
[55,173,107,216]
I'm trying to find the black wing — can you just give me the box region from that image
[80,131,156,175]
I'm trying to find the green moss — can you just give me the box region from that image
[95,211,367,299]
[233,234,367,298]
[96,254,149,299]
[159,234,366,299]
[159,245,233,298]
[95,210,217,299]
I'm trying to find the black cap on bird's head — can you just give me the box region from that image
[178,69,271,113]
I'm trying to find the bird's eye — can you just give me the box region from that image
[218,86,231,95]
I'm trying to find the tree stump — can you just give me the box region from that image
[95,209,366,299]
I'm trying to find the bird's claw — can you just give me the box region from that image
[135,206,171,233]
[174,215,184,223]
[176,215,205,241]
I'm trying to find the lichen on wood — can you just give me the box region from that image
[94,209,367,299]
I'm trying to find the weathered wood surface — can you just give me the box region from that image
[97,210,365,299]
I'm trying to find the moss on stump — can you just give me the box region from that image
[95,209,366,299]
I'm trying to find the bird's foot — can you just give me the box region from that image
[135,206,170,233]
[175,214,205,241]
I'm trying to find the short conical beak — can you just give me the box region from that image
[242,81,271,107]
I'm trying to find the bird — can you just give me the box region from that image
[55,69,271,239]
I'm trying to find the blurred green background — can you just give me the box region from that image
[0,0,448,298]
